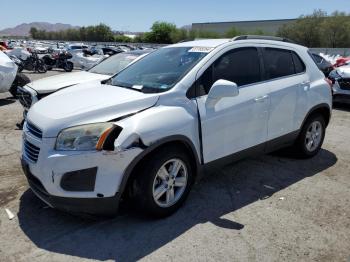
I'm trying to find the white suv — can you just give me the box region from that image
[21,36,332,217]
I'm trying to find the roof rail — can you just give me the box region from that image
[231,35,296,44]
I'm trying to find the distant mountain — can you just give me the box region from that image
[0,22,79,36]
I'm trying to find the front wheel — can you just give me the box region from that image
[9,73,30,98]
[133,147,193,218]
[63,61,73,72]
[294,114,326,158]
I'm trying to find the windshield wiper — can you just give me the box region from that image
[102,78,112,85]
[113,82,143,92]
[141,85,167,94]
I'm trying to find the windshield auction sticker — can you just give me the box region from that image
[188,47,214,53]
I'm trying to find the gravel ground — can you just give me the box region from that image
[0,70,349,262]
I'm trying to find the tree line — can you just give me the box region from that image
[30,24,116,42]
[277,10,350,47]
[29,10,350,47]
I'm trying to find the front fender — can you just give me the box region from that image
[113,103,202,196]
[115,104,201,158]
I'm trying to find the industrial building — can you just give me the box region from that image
[192,18,297,35]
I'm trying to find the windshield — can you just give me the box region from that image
[111,47,209,93]
[88,53,141,76]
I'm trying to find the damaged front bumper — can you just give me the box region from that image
[332,80,350,103]
[21,129,143,215]
[21,158,120,215]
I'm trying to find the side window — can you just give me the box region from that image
[197,47,261,94]
[292,52,306,74]
[263,48,295,80]
[312,54,322,63]
[197,65,213,95]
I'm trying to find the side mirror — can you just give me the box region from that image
[206,80,239,107]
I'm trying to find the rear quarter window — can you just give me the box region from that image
[291,52,306,74]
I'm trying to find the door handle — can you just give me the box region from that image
[254,95,269,102]
[301,80,311,91]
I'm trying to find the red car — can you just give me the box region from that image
[334,57,350,67]
[0,41,8,50]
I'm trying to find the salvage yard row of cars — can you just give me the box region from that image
[0,36,348,218]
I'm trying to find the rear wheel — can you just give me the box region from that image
[64,61,73,72]
[36,60,47,73]
[133,147,193,218]
[17,64,24,72]
[294,114,326,158]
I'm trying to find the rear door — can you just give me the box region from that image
[261,47,309,142]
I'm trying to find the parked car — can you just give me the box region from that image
[66,43,88,51]
[328,64,350,104]
[33,45,48,54]
[0,50,17,93]
[333,57,350,68]
[21,37,332,217]
[311,53,334,77]
[17,50,150,111]
[101,47,124,56]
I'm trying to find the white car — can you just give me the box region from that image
[21,36,332,217]
[0,51,17,93]
[328,64,350,103]
[33,45,48,54]
[17,50,150,110]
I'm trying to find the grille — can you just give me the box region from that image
[26,122,43,139]
[338,78,350,90]
[23,140,40,163]
[17,87,33,108]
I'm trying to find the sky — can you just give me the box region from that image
[2,0,350,32]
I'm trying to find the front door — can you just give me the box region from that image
[195,47,270,163]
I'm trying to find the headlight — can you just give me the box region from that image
[55,123,114,151]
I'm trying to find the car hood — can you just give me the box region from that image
[335,65,350,78]
[27,71,110,94]
[27,81,159,137]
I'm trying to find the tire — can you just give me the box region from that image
[36,60,47,73]
[133,146,194,218]
[9,86,18,98]
[64,61,73,72]
[294,114,326,158]
[9,73,31,98]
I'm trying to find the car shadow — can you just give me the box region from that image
[0,98,15,107]
[333,102,350,112]
[17,149,337,261]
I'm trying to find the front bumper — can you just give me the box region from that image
[22,158,120,215]
[332,81,350,103]
[21,125,143,215]
[333,94,350,104]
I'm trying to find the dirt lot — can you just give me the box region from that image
[0,70,349,262]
